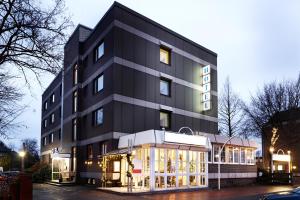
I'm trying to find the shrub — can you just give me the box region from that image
[30,163,51,183]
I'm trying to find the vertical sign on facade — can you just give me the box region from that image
[202,65,211,111]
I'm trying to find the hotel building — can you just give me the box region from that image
[41,2,257,191]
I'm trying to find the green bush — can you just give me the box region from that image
[31,164,51,183]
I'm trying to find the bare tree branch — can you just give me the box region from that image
[0,0,73,84]
[243,74,300,137]
[218,77,246,138]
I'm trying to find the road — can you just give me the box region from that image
[33,183,296,200]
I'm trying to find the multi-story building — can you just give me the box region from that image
[41,2,256,191]
[262,108,300,174]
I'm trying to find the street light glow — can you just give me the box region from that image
[269,146,274,153]
[19,151,26,157]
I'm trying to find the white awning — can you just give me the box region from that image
[51,153,71,159]
[118,130,211,150]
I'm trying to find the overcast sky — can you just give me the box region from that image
[4,0,300,150]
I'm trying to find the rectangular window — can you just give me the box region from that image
[160,79,171,96]
[44,101,48,111]
[94,108,103,126]
[73,91,78,113]
[160,47,170,65]
[95,42,104,61]
[73,64,78,85]
[208,149,212,162]
[44,119,47,128]
[160,111,170,129]
[227,147,233,163]
[48,133,53,144]
[233,147,240,163]
[155,148,165,173]
[72,119,77,141]
[101,143,107,155]
[167,149,176,173]
[87,144,93,159]
[94,74,103,93]
[178,150,187,174]
[50,113,55,124]
[240,148,246,164]
[213,145,225,163]
[43,137,47,146]
[71,146,76,172]
[51,93,55,104]
[246,149,254,164]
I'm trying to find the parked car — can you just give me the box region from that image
[260,187,300,200]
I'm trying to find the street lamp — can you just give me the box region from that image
[269,146,274,174]
[19,150,26,172]
[218,135,235,190]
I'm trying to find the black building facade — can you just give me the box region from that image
[41,2,220,185]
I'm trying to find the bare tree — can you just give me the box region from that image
[0,0,72,83]
[0,73,24,138]
[243,73,300,137]
[22,138,39,159]
[219,77,245,137]
[22,138,40,167]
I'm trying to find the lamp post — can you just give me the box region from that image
[218,135,235,190]
[269,146,274,174]
[19,150,26,172]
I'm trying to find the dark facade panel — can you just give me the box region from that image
[112,101,217,134]
[113,5,217,65]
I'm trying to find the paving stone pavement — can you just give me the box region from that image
[33,183,297,200]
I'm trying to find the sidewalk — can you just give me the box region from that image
[33,183,298,200]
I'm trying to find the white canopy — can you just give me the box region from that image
[118,129,212,150]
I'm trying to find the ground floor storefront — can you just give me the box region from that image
[41,129,258,192]
[100,147,208,192]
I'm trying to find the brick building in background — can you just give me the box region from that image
[40,2,257,191]
[262,109,300,174]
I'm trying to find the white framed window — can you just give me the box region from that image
[73,64,78,85]
[51,93,55,104]
[44,101,48,111]
[160,47,170,65]
[50,113,55,124]
[213,145,225,163]
[240,148,246,164]
[101,144,107,155]
[233,147,240,163]
[95,42,104,61]
[94,108,103,125]
[227,146,234,163]
[94,74,103,93]
[73,91,78,113]
[160,111,170,129]
[44,119,47,128]
[160,79,171,96]
[72,119,77,141]
[246,148,255,164]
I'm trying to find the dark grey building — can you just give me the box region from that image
[41,2,222,185]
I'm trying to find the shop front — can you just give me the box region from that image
[99,130,211,192]
[51,153,75,183]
